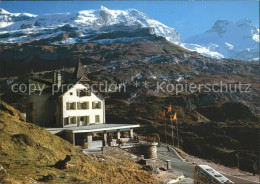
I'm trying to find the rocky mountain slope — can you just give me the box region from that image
[0,6,259,176]
[0,7,258,61]
[0,37,194,77]
[0,6,179,44]
[1,47,259,173]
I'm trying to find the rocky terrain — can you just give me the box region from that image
[0,7,258,61]
[0,6,259,177]
[0,43,259,174]
[0,37,194,77]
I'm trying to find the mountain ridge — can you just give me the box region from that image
[0,6,179,44]
[0,7,258,61]
[184,19,259,61]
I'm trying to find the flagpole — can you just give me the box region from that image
[171,120,174,148]
[176,118,179,149]
[165,117,167,146]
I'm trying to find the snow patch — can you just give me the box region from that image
[184,19,259,61]
[181,43,224,59]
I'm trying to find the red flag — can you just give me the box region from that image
[167,104,172,114]
[161,110,166,118]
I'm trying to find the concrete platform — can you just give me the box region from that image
[46,124,140,134]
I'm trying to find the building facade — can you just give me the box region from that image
[26,61,139,148]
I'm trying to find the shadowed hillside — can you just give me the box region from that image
[0,100,154,184]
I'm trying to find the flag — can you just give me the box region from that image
[173,113,177,120]
[158,110,165,118]
[161,110,166,118]
[170,113,177,121]
[170,115,174,121]
[167,104,172,114]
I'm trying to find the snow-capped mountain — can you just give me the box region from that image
[0,8,36,28]
[0,7,258,61]
[0,6,179,44]
[183,19,259,61]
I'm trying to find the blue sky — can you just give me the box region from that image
[0,1,258,41]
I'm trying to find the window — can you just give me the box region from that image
[64,117,69,125]
[66,102,76,110]
[64,117,77,126]
[70,92,73,95]
[69,116,76,124]
[78,116,90,126]
[95,115,100,123]
[77,102,89,110]
[92,101,101,109]
[77,89,91,97]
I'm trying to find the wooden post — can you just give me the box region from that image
[73,133,75,146]
[236,153,240,170]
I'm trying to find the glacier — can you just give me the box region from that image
[183,19,259,61]
[0,6,179,44]
[0,7,258,61]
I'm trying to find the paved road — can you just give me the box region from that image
[158,152,195,178]
[158,145,257,184]
[222,174,257,184]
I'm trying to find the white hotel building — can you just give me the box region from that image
[26,61,139,148]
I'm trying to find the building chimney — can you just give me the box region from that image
[53,70,61,89]
[56,70,61,88]
[53,70,57,84]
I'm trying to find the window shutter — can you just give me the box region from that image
[73,102,76,110]
[92,102,95,109]
[86,116,90,124]
[80,90,84,97]
[85,102,89,109]
[77,90,80,96]
[77,102,80,110]
[66,102,69,110]
[77,117,80,126]
[95,115,100,123]
[98,102,101,109]
[64,117,68,126]
[83,116,88,126]
[87,90,91,96]
[81,102,84,109]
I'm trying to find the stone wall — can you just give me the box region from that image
[127,143,158,159]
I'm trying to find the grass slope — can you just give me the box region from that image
[0,100,153,184]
